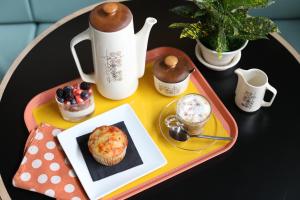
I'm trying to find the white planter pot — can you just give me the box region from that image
[196,39,248,66]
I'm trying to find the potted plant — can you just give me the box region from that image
[169,0,279,68]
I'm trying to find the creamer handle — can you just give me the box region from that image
[262,83,277,107]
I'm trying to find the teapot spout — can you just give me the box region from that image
[135,17,157,78]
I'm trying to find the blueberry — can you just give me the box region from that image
[80,91,89,100]
[80,82,91,90]
[56,88,64,98]
[57,97,64,103]
[63,86,73,94]
[70,98,77,105]
[63,85,73,90]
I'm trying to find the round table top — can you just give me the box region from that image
[1,0,300,199]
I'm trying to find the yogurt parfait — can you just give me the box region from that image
[55,82,95,122]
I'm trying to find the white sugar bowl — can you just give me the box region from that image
[153,55,194,96]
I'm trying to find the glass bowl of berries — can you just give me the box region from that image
[55,81,95,122]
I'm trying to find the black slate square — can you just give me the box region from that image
[76,121,143,182]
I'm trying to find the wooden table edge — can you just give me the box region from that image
[0,174,11,200]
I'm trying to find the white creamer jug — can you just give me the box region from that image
[70,2,157,100]
[235,68,277,112]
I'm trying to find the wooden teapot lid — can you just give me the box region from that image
[89,2,132,32]
[153,55,194,83]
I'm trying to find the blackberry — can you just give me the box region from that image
[56,88,64,98]
[80,82,91,90]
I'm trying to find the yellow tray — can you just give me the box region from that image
[24,47,237,199]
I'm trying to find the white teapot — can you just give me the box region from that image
[70,2,157,100]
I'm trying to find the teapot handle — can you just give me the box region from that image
[70,29,95,83]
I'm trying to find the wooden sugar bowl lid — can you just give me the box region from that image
[153,55,195,96]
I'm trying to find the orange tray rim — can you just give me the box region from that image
[23,46,238,200]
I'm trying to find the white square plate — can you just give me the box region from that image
[57,104,167,200]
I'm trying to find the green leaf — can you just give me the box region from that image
[170,5,197,18]
[194,0,218,4]
[194,0,220,15]
[222,0,271,11]
[169,23,190,29]
[235,16,279,40]
[193,10,206,18]
[230,8,248,26]
[216,28,229,57]
[180,23,207,39]
[169,22,208,39]
[223,9,248,36]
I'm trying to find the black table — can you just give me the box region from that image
[1,1,300,199]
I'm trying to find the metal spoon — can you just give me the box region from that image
[169,126,233,142]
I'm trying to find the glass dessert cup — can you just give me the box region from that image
[56,95,95,122]
[159,96,218,151]
[174,93,212,135]
[166,113,211,136]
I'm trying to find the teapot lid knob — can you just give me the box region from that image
[164,55,178,68]
[103,3,118,15]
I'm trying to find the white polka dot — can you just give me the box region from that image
[31,159,42,169]
[20,172,31,182]
[37,174,48,184]
[28,145,39,155]
[35,131,44,140]
[46,141,56,149]
[21,156,27,165]
[72,197,81,200]
[29,188,36,192]
[51,129,61,137]
[49,162,60,171]
[68,169,76,177]
[64,184,75,193]
[44,189,55,197]
[44,152,54,161]
[50,176,61,184]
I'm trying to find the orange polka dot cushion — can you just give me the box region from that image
[13,123,88,200]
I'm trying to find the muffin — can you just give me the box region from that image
[88,125,128,166]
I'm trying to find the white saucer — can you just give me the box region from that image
[195,44,241,71]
